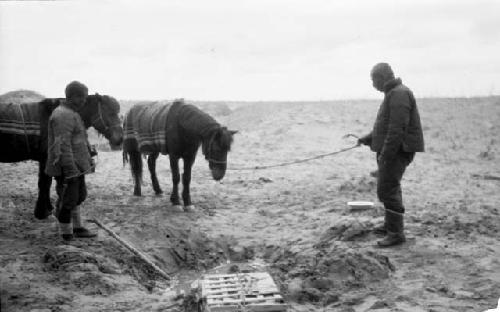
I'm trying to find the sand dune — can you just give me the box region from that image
[1,97,500,311]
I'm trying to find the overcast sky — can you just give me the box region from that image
[1,0,499,100]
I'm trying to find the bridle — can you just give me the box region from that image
[204,131,227,165]
[91,99,121,137]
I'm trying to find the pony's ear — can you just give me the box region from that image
[230,130,238,135]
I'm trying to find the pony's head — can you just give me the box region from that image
[203,127,237,181]
[81,94,123,148]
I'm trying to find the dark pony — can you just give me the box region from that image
[123,99,236,211]
[0,94,123,219]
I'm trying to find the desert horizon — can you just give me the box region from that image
[2,88,500,104]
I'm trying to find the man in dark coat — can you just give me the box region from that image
[358,63,424,247]
[45,81,97,241]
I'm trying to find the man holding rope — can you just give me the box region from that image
[45,81,97,241]
[358,63,424,247]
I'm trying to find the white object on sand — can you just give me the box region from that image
[347,201,374,210]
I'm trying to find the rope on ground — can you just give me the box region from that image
[226,144,360,171]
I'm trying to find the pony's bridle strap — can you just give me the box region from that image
[91,101,121,135]
[205,131,227,165]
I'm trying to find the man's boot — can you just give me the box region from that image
[373,223,387,235]
[377,209,405,247]
[373,212,387,235]
[59,222,74,241]
[72,206,97,238]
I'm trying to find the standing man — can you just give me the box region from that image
[358,63,424,247]
[45,81,97,241]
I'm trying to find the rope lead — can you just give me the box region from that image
[227,144,360,171]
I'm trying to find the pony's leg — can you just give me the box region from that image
[169,156,181,207]
[129,150,143,196]
[182,155,195,209]
[34,159,54,219]
[147,152,162,195]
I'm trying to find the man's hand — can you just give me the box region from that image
[358,134,372,146]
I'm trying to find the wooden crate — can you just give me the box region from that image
[200,272,287,312]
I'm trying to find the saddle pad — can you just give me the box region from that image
[123,101,173,155]
[0,102,41,136]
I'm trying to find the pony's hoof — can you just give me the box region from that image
[133,191,142,197]
[171,205,184,212]
[34,206,53,220]
[184,205,195,213]
[154,190,163,196]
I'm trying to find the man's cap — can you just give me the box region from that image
[65,81,88,98]
[371,63,394,79]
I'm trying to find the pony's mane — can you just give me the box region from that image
[179,102,220,138]
[100,95,120,114]
[39,95,120,117]
[88,94,120,114]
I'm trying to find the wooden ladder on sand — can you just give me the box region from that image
[198,272,288,312]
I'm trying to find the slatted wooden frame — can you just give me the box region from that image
[200,273,287,312]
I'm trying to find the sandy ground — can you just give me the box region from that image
[1,98,500,312]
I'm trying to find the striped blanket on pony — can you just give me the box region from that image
[123,101,176,155]
[0,102,42,159]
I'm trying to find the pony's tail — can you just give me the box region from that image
[128,150,143,184]
[123,150,129,167]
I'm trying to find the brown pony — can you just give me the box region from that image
[123,99,236,211]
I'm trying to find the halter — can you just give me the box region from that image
[204,131,227,165]
[90,99,121,137]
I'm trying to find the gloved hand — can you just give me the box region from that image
[358,135,371,146]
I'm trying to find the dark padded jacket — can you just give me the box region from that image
[361,78,424,160]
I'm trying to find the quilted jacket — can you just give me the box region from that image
[45,103,93,178]
[362,78,425,160]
